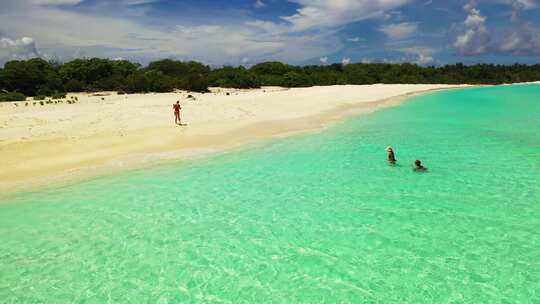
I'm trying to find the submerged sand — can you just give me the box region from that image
[0,84,472,194]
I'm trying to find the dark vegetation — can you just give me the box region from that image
[1,58,540,101]
[0,92,26,102]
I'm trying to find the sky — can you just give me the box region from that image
[0,0,539,67]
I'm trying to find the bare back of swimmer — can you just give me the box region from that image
[414,160,428,172]
[386,146,396,163]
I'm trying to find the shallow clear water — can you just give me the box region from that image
[1,85,539,303]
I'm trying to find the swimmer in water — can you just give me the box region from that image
[414,160,428,172]
[386,146,396,164]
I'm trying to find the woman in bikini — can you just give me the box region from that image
[173,101,182,125]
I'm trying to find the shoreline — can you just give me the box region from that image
[0,84,475,197]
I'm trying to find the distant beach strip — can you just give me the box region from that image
[0,84,474,195]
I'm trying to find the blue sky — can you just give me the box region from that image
[0,0,539,66]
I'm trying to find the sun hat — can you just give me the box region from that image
[386,146,393,152]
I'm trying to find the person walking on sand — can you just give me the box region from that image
[173,101,182,125]
[386,146,397,164]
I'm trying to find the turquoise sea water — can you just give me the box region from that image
[1,85,539,303]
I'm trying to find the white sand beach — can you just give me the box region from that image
[0,84,472,194]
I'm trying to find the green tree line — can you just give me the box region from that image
[1,58,540,101]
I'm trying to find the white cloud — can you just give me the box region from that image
[155,25,338,64]
[379,22,418,40]
[123,0,160,4]
[360,47,436,66]
[0,0,345,65]
[508,0,537,10]
[400,47,436,65]
[497,24,540,55]
[245,20,289,35]
[508,0,537,20]
[0,36,41,65]
[415,54,433,65]
[254,0,265,8]
[32,0,84,5]
[277,0,412,32]
[501,0,540,54]
[453,2,490,55]
[360,58,373,64]
[346,37,362,42]
[243,0,414,64]
[319,56,328,64]
[453,0,540,56]
[0,0,419,65]
[341,57,351,66]
[10,0,539,65]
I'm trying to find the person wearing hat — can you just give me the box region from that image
[386,146,396,164]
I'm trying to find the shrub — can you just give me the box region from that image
[64,79,86,92]
[117,91,126,95]
[282,72,312,87]
[209,66,260,89]
[36,88,55,97]
[34,95,46,100]
[125,72,152,93]
[2,58,62,96]
[52,92,67,99]
[183,73,209,93]
[0,92,27,102]
[39,101,44,106]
